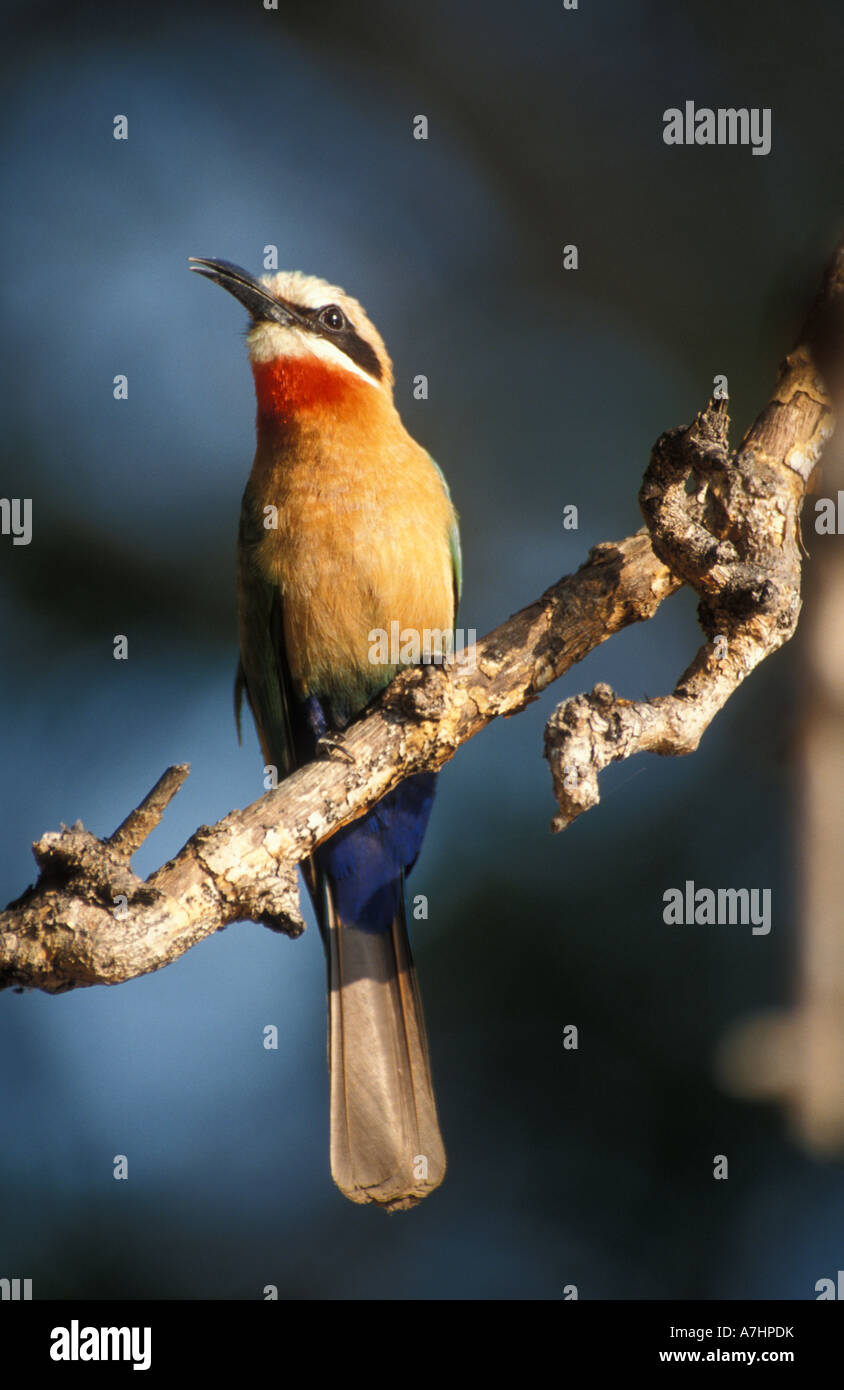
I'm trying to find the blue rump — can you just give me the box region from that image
[316,772,437,932]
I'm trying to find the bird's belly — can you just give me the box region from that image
[266,505,453,713]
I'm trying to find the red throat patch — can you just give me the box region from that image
[252,356,366,423]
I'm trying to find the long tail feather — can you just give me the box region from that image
[324,885,446,1211]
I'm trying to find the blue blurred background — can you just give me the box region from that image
[2,0,844,1298]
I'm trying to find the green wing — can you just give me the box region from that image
[449,515,462,618]
[429,454,462,618]
[234,481,297,779]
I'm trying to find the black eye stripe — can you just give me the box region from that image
[331,329,382,381]
[296,304,382,381]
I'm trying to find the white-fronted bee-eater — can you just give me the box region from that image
[190,257,461,1210]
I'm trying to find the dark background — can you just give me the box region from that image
[1,0,843,1298]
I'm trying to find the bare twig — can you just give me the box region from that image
[107,763,190,857]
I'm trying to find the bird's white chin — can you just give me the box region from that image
[247,320,378,386]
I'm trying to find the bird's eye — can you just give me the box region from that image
[319,305,346,331]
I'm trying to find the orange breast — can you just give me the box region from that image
[248,376,456,708]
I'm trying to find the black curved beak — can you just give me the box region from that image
[188,257,305,327]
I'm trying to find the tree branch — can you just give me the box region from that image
[545,255,839,829]
[3,241,841,994]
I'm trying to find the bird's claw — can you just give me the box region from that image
[316,734,356,764]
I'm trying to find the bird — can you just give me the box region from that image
[189,257,461,1210]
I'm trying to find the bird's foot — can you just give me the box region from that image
[316,733,356,764]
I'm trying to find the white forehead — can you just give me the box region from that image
[258,270,351,313]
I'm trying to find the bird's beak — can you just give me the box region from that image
[188,257,305,327]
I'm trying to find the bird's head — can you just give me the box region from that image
[189,258,394,420]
